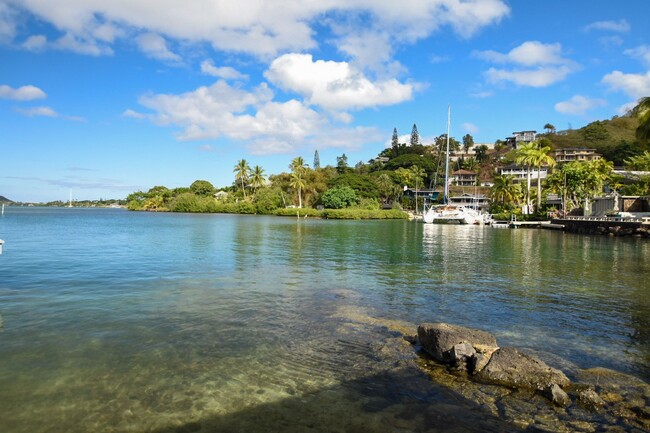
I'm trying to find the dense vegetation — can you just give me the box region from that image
[126,99,650,219]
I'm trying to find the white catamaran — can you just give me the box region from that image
[423,107,481,225]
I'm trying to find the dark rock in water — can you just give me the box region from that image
[474,347,570,391]
[545,383,571,407]
[417,323,497,363]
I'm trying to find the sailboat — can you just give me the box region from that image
[423,107,480,225]
[68,190,73,208]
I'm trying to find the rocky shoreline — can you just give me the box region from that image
[409,322,650,432]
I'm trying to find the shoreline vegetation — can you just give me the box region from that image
[124,101,650,220]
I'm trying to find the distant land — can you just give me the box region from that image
[0,195,14,204]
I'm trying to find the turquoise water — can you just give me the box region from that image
[0,207,648,432]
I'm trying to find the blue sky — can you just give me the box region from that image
[1,0,649,202]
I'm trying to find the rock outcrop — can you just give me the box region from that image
[417,322,571,406]
[417,322,498,365]
[474,346,570,390]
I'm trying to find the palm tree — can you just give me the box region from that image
[289,156,308,208]
[543,123,556,134]
[635,97,650,144]
[410,165,426,213]
[249,165,266,196]
[376,173,396,204]
[290,172,306,208]
[514,142,537,213]
[528,144,556,209]
[463,157,479,172]
[233,159,250,199]
[490,175,521,209]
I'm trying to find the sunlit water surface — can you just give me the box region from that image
[0,208,648,432]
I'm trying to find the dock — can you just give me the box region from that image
[509,221,565,230]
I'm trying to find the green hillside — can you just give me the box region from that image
[539,114,646,165]
[0,195,14,204]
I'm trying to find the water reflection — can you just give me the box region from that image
[1,209,649,433]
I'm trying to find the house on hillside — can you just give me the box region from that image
[505,130,537,149]
[451,169,477,186]
[499,165,548,184]
[553,148,601,163]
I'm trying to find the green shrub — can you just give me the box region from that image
[321,186,358,208]
[321,209,408,219]
[272,208,322,217]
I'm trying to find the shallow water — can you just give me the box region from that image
[0,207,648,432]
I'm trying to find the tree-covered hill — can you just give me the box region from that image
[539,113,646,165]
[0,195,14,204]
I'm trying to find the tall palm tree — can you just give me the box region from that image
[514,142,537,213]
[528,144,556,209]
[249,165,266,196]
[289,156,308,208]
[290,171,306,208]
[233,159,250,199]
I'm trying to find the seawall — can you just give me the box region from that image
[552,218,650,237]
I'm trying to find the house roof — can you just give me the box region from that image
[452,169,477,175]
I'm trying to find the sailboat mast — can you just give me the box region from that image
[443,105,451,203]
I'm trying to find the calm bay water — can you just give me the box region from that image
[0,207,648,432]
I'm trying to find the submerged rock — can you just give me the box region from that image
[576,387,605,410]
[546,383,571,407]
[473,347,570,391]
[417,323,497,363]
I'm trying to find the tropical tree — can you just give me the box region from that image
[514,142,537,213]
[473,144,489,162]
[462,134,474,154]
[546,160,613,213]
[375,173,398,204]
[289,156,308,208]
[313,150,320,169]
[391,127,399,148]
[234,159,251,199]
[544,123,556,134]
[624,151,650,171]
[410,165,426,212]
[410,124,420,146]
[336,153,349,174]
[190,180,215,196]
[463,156,479,172]
[321,186,358,209]
[249,165,266,196]
[490,175,521,210]
[528,143,556,209]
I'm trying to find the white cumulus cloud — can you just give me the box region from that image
[5,0,509,66]
[583,19,630,33]
[136,33,181,62]
[0,84,47,100]
[554,95,606,116]
[265,53,415,112]
[476,41,578,87]
[624,45,650,67]
[602,70,650,99]
[17,106,59,117]
[200,60,247,80]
